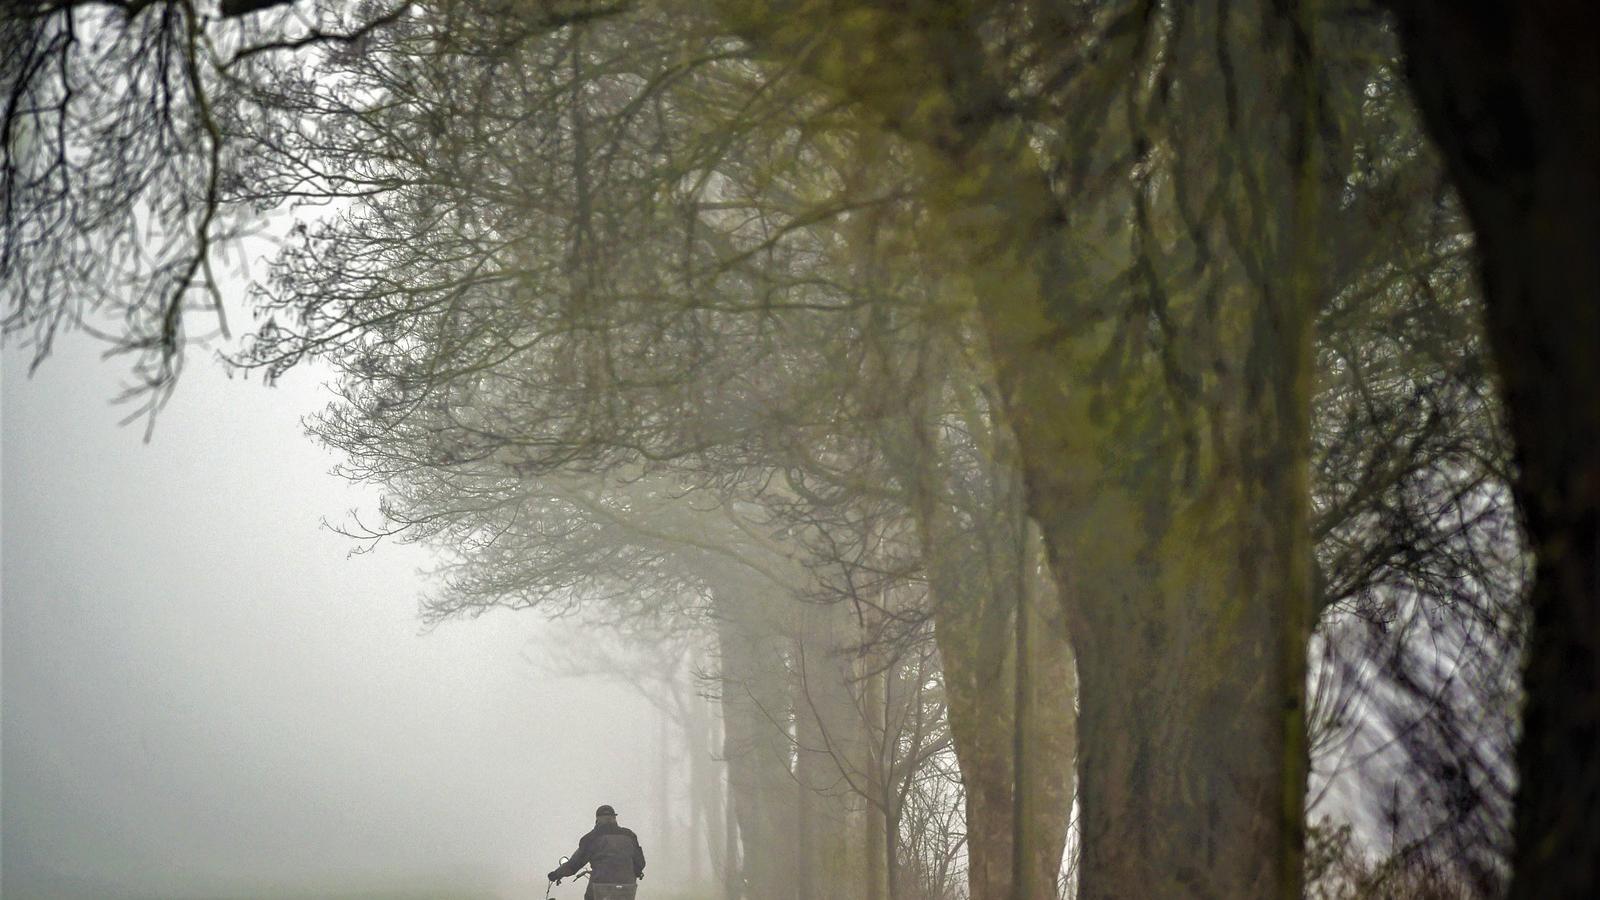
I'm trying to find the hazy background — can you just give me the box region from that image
[2,338,667,898]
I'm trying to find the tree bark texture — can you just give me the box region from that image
[948,5,1318,896]
[1386,3,1600,896]
[972,6,1318,895]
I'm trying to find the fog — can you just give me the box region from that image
[4,2,1568,896]
[2,344,669,898]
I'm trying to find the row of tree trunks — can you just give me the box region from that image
[906,406,1078,900]
[1385,4,1600,896]
[714,579,885,900]
[926,519,1078,900]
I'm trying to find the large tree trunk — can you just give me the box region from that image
[1003,210,1316,896]
[716,2,1319,896]
[683,682,724,893]
[966,10,1318,898]
[1385,5,1600,896]
[970,6,1320,895]
[791,605,862,900]
[716,592,799,900]
[1061,537,1307,899]
[724,741,741,900]
[861,661,889,900]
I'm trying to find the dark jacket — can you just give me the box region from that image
[553,818,646,885]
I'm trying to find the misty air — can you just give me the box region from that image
[3,2,1596,899]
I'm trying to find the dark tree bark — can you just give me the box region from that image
[219,0,295,17]
[1385,4,1600,896]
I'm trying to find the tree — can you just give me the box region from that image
[1381,5,1600,895]
[711,3,1334,895]
[1,0,399,421]
[234,7,1084,895]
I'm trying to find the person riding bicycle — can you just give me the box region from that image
[547,804,646,899]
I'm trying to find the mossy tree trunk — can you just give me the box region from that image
[716,1,1324,896]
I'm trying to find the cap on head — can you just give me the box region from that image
[595,804,617,818]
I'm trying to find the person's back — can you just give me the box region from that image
[548,805,646,900]
[581,817,643,886]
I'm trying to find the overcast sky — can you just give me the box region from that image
[2,338,665,899]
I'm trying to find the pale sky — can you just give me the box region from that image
[2,337,667,898]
